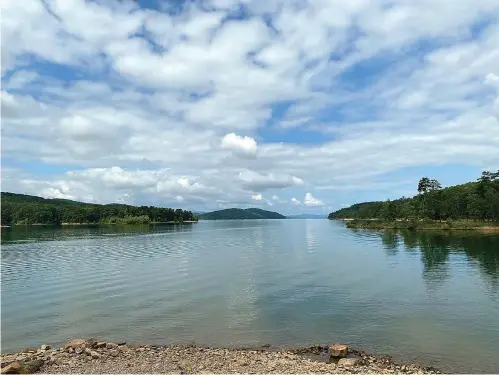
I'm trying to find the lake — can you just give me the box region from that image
[1,220,498,372]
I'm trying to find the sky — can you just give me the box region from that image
[1,0,499,215]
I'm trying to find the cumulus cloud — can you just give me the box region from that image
[238,171,303,191]
[221,133,257,156]
[304,192,323,207]
[2,0,499,214]
[251,193,263,201]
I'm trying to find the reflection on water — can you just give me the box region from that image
[1,223,194,244]
[1,221,498,373]
[368,230,499,291]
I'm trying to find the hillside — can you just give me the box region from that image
[286,214,326,219]
[328,170,499,222]
[1,192,196,225]
[199,208,285,220]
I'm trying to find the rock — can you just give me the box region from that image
[95,342,106,349]
[329,344,349,358]
[338,357,363,367]
[21,359,44,374]
[64,339,88,350]
[84,348,92,356]
[87,339,97,348]
[0,362,21,374]
[75,348,83,355]
[109,350,119,357]
[106,343,118,349]
[21,349,36,354]
[89,351,100,359]
[40,345,50,351]
[67,348,74,354]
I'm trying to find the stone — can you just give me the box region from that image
[21,349,36,354]
[95,342,106,349]
[338,357,362,367]
[109,350,119,357]
[87,339,97,348]
[75,348,83,355]
[21,359,44,374]
[67,348,74,354]
[40,345,50,351]
[64,339,88,350]
[84,348,92,356]
[0,362,21,374]
[329,344,349,358]
[89,351,100,359]
[106,343,118,349]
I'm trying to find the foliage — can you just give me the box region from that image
[1,192,196,225]
[199,208,286,220]
[329,170,499,222]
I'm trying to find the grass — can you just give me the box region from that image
[344,219,499,231]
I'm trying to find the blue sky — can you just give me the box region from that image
[2,0,499,214]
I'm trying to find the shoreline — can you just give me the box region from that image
[0,339,441,374]
[339,219,499,231]
[2,221,199,227]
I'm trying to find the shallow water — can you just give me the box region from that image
[1,220,498,372]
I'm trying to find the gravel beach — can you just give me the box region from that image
[1,339,441,374]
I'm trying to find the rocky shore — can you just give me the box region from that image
[1,339,441,374]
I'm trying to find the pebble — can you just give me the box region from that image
[0,339,441,374]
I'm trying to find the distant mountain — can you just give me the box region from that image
[286,214,326,219]
[199,208,286,220]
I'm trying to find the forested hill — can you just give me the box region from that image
[328,170,499,221]
[1,192,196,225]
[199,208,285,220]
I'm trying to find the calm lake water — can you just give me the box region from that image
[1,220,498,372]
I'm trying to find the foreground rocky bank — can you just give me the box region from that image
[1,339,441,374]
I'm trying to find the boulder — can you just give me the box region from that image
[338,357,363,367]
[329,344,349,358]
[64,339,88,350]
[0,362,21,374]
[21,359,44,374]
[105,343,118,349]
[40,345,50,351]
[95,342,107,349]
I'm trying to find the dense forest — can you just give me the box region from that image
[1,192,197,225]
[328,170,499,221]
[199,208,286,220]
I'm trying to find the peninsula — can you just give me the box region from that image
[199,208,285,220]
[328,170,499,230]
[1,192,197,225]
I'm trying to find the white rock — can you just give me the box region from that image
[338,357,362,366]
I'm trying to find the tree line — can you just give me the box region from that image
[1,192,197,225]
[328,170,499,221]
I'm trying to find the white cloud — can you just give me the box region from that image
[304,192,323,207]
[2,0,499,214]
[220,133,258,156]
[238,170,303,191]
[291,197,301,205]
[272,195,279,201]
[251,193,263,201]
